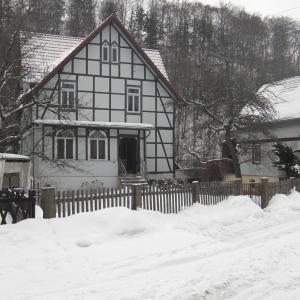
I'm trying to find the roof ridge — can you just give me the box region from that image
[21,30,83,40]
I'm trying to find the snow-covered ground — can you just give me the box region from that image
[1,193,300,299]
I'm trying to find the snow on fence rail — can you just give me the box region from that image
[39,177,300,219]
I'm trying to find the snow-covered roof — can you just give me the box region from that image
[33,119,154,130]
[22,32,169,81]
[143,49,169,80]
[22,32,83,81]
[259,76,300,120]
[0,153,30,162]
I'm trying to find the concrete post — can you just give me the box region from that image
[192,181,199,203]
[234,178,243,196]
[132,184,142,210]
[260,177,269,209]
[40,186,56,218]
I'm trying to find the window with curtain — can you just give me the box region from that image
[61,81,75,108]
[56,130,74,159]
[111,43,118,63]
[127,87,140,112]
[89,130,106,160]
[102,42,109,62]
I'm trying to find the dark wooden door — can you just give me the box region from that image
[119,137,140,174]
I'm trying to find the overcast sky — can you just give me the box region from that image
[199,0,300,20]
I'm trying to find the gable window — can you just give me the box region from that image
[56,130,74,159]
[61,81,75,109]
[89,130,106,160]
[127,87,140,113]
[112,44,118,63]
[252,143,261,164]
[102,42,109,62]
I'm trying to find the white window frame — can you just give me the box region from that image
[60,81,76,109]
[88,130,107,160]
[127,87,141,113]
[56,129,75,160]
[102,42,109,62]
[111,43,119,63]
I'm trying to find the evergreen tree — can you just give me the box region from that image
[128,5,145,45]
[144,3,158,49]
[67,0,96,37]
[0,0,14,32]
[47,0,65,34]
[98,0,118,21]
[24,0,65,34]
[272,143,299,178]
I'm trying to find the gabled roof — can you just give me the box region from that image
[22,33,169,81]
[22,32,83,81]
[258,76,300,120]
[25,14,178,99]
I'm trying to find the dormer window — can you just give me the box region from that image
[112,43,118,63]
[61,81,75,109]
[102,42,109,62]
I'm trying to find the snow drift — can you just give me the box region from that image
[1,193,300,300]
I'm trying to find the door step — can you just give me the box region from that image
[119,175,148,187]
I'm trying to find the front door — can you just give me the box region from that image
[119,137,140,174]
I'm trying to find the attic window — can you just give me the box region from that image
[112,44,118,63]
[61,81,75,109]
[102,43,109,62]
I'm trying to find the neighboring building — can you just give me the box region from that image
[20,15,178,189]
[239,76,300,182]
[0,154,31,190]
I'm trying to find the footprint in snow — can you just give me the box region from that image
[76,239,92,248]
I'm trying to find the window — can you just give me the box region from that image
[56,130,74,159]
[112,44,118,63]
[89,130,106,160]
[102,42,109,62]
[61,81,75,109]
[252,144,261,164]
[127,87,140,113]
[3,173,19,189]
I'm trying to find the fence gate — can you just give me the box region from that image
[0,190,36,225]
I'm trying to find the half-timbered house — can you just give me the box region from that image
[20,15,179,189]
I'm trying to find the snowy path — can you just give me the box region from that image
[1,193,300,299]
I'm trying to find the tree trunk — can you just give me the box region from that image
[224,125,242,178]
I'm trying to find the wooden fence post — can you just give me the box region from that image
[40,186,56,218]
[234,178,243,196]
[260,177,269,209]
[132,184,142,210]
[29,190,36,218]
[289,177,295,193]
[192,181,199,203]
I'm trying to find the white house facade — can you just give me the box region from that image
[239,76,300,182]
[20,15,179,189]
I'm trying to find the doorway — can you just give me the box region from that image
[119,136,140,174]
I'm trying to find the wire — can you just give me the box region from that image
[277,5,300,14]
